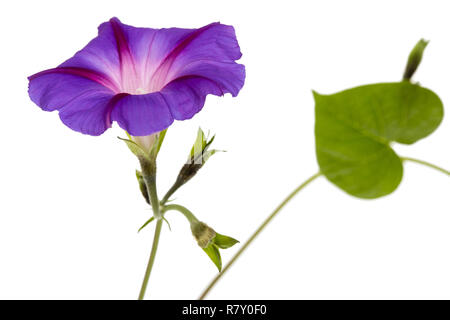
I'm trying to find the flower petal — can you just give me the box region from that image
[151,23,244,89]
[28,70,119,135]
[111,93,174,136]
[115,20,245,94]
[113,20,196,91]
[58,19,124,89]
[160,76,230,120]
[58,92,122,136]
[28,68,117,109]
[174,60,245,97]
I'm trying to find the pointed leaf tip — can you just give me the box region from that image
[214,233,239,249]
[203,244,222,271]
[138,216,155,232]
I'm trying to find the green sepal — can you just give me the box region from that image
[203,244,222,271]
[202,149,221,163]
[213,233,239,249]
[204,232,238,271]
[121,129,167,161]
[162,216,172,231]
[189,128,219,164]
[138,216,171,232]
[118,136,150,160]
[190,128,207,159]
[138,216,155,232]
[150,129,167,159]
[403,39,429,81]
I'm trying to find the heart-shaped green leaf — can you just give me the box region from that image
[314,82,443,199]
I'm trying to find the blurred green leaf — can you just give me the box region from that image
[314,82,443,199]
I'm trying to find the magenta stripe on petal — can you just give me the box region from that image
[109,18,139,93]
[109,18,134,66]
[29,67,119,93]
[150,23,217,90]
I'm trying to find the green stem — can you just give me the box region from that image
[401,156,449,176]
[198,172,322,300]
[138,158,163,300]
[160,184,179,206]
[162,203,198,224]
[143,175,161,219]
[138,218,163,300]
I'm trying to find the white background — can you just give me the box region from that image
[0,0,449,300]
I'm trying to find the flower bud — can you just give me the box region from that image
[191,221,216,248]
[135,170,150,204]
[176,128,218,185]
[403,39,429,81]
[190,219,239,271]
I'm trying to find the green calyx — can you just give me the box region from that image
[190,220,239,271]
[149,204,239,272]
[119,129,167,162]
[139,203,239,272]
[191,221,216,248]
[202,234,239,272]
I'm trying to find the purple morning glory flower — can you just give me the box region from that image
[28,18,245,136]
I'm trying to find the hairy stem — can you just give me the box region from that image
[401,156,449,176]
[199,172,322,300]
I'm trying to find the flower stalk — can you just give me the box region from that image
[199,156,449,299]
[160,129,218,205]
[162,203,238,271]
[137,155,163,300]
[199,172,322,299]
[138,218,163,300]
[138,156,160,219]
[401,156,450,176]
